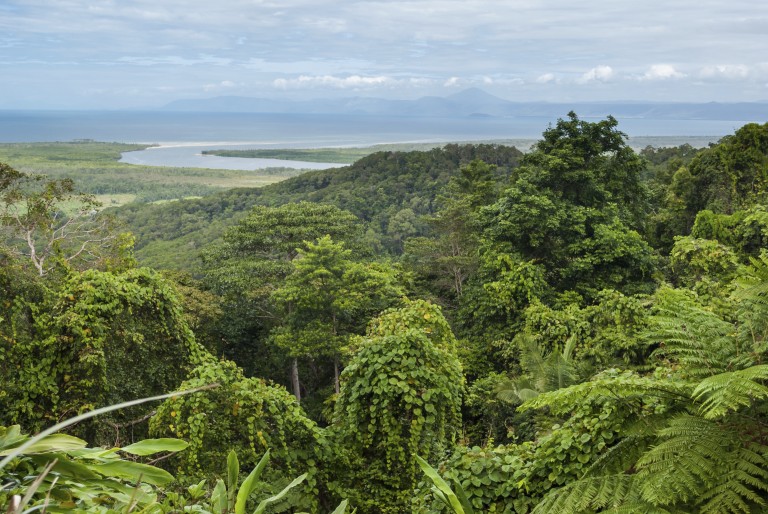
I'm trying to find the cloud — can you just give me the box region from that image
[203,80,237,91]
[536,73,557,84]
[576,65,614,84]
[444,77,461,87]
[118,55,233,67]
[699,64,750,80]
[273,74,396,89]
[481,76,525,86]
[642,64,685,80]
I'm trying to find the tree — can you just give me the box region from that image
[332,301,463,513]
[405,160,499,304]
[0,267,207,445]
[270,235,404,396]
[480,113,656,299]
[0,163,124,276]
[201,202,364,400]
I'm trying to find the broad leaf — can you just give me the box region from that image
[120,438,189,456]
[88,460,175,486]
[235,450,271,514]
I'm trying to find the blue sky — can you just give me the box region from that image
[2,0,767,109]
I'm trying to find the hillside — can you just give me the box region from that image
[114,143,524,269]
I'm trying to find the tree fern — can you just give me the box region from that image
[531,474,636,514]
[644,287,735,377]
[519,370,690,415]
[693,364,768,419]
[733,254,768,352]
[637,413,768,513]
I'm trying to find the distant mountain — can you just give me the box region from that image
[162,90,768,121]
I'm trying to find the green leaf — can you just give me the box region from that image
[88,460,175,486]
[29,453,100,480]
[235,450,271,514]
[416,455,471,514]
[120,438,189,456]
[211,479,227,514]
[330,499,349,514]
[253,473,307,514]
[0,434,87,456]
[227,449,239,511]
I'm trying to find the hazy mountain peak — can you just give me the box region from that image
[447,87,507,103]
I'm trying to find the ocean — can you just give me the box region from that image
[0,110,754,145]
[0,110,756,170]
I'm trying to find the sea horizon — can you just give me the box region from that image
[0,110,757,147]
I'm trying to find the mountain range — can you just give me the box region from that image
[163,88,768,121]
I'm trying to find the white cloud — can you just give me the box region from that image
[642,64,685,80]
[483,77,524,86]
[536,73,556,84]
[273,74,395,89]
[699,64,750,79]
[577,65,614,84]
[203,80,237,91]
[444,77,461,87]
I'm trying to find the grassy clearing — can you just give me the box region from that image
[0,142,308,205]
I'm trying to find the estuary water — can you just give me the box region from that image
[0,110,756,169]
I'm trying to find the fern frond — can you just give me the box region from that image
[583,434,654,476]
[638,414,727,505]
[519,371,690,415]
[698,478,764,514]
[601,504,674,514]
[693,364,768,419]
[645,288,735,377]
[531,473,636,514]
[638,414,768,512]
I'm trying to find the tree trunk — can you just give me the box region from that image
[334,358,340,395]
[291,358,301,403]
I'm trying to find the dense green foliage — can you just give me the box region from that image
[114,143,523,268]
[4,118,768,513]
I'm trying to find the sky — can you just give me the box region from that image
[1,0,767,109]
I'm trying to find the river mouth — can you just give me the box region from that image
[120,143,347,170]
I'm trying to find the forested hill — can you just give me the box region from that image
[7,117,768,514]
[114,143,523,269]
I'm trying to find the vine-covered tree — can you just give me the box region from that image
[332,300,463,513]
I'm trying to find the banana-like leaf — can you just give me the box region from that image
[120,438,189,456]
[28,453,100,480]
[235,450,271,514]
[0,434,87,456]
[227,449,239,511]
[0,384,216,473]
[330,499,349,514]
[253,473,307,514]
[87,460,175,486]
[211,479,227,514]
[416,455,471,514]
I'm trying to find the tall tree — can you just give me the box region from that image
[481,113,655,299]
[201,202,363,400]
[271,235,404,395]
